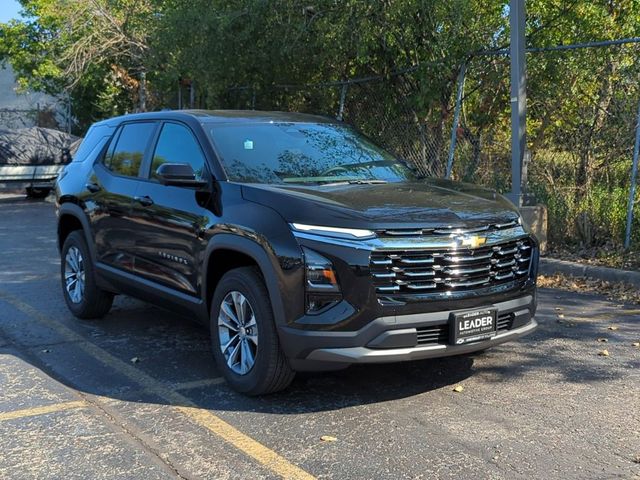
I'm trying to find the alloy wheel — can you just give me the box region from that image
[64,246,85,304]
[217,291,258,375]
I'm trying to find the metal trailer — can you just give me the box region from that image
[0,164,65,197]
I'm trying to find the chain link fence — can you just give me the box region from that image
[219,41,640,250]
[222,70,450,178]
[451,43,640,249]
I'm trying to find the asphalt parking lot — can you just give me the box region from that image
[0,198,639,480]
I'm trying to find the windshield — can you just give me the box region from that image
[209,122,417,184]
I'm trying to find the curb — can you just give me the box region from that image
[540,257,640,288]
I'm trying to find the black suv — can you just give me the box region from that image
[55,110,538,395]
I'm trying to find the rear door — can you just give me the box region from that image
[90,121,158,275]
[128,121,211,295]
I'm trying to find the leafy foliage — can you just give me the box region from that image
[2,0,640,249]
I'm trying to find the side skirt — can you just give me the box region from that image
[95,263,208,324]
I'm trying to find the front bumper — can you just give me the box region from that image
[306,319,537,364]
[280,294,536,370]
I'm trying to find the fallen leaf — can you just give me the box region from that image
[320,436,337,442]
[598,349,610,357]
[130,357,140,363]
[597,338,608,343]
[452,385,464,393]
[608,326,619,331]
[538,274,640,305]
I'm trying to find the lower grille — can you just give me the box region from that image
[370,237,534,296]
[416,312,515,346]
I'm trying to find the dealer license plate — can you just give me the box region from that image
[451,308,497,345]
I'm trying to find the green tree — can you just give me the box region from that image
[0,0,159,131]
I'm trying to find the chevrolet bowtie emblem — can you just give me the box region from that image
[458,235,487,248]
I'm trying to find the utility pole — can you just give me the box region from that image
[624,99,640,249]
[509,0,526,206]
[139,71,147,112]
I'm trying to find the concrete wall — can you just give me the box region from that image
[0,64,66,129]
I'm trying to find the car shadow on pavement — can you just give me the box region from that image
[109,299,478,412]
[1,290,477,414]
[2,285,637,416]
[122,288,636,415]
[228,356,476,413]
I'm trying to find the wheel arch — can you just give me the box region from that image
[57,202,96,262]
[203,234,286,326]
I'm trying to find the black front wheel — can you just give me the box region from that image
[60,231,113,319]
[210,267,295,395]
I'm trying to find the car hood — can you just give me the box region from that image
[241,178,520,230]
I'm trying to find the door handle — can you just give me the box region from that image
[85,182,101,193]
[134,195,154,207]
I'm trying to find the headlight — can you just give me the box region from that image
[518,214,534,234]
[303,247,340,292]
[291,223,375,240]
[302,247,341,314]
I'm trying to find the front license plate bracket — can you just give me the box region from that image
[450,308,497,345]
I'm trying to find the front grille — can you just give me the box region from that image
[377,220,519,237]
[416,312,515,346]
[370,237,534,295]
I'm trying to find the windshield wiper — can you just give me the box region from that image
[282,176,388,185]
[347,179,388,185]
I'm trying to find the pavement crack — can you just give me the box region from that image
[76,392,192,480]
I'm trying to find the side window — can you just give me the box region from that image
[103,122,156,177]
[150,123,206,181]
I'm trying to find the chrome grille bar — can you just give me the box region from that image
[371,237,534,296]
[443,252,493,263]
[399,257,434,265]
[378,220,520,238]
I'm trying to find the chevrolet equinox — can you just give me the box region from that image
[55,110,539,395]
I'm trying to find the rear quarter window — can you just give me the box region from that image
[72,124,115,163]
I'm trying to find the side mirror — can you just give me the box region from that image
[155,163,208,188]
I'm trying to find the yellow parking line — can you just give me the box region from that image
[171,377,226,390]
[126,378,226,398]
[0,291,315,480]
[177,405,314,479]
[0,400,86,422]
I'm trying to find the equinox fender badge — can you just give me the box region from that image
[158,251,189,265]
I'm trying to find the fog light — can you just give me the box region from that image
[306,294,340,313]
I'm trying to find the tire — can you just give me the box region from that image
[210,267,295,395]
[61,231,113,319]
[26,187,51,199]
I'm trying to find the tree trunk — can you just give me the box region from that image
[575,61,617,203]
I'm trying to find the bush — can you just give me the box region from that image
[527,150,640,250]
